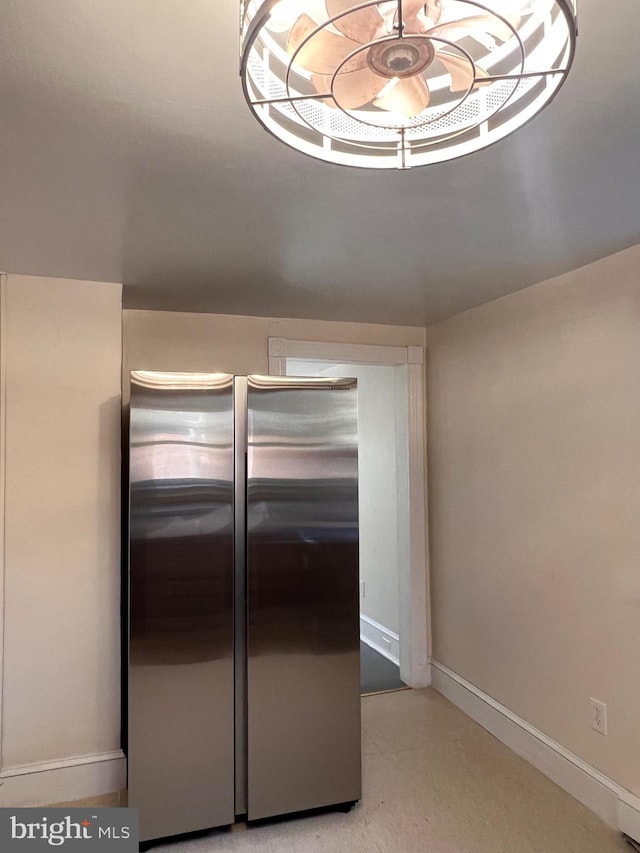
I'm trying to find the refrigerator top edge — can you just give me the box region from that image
[130,372,357,392]
[130,370,234,390]
[247,375,356,390]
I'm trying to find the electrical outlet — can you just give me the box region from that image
[360,581,365,599]
[590,698,607,735]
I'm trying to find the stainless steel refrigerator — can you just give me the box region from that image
[127,372,361,843]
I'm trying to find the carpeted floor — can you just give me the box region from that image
[360,642,406,694]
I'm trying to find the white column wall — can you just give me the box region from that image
[0,274,124,806]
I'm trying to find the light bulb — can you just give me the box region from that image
[266,0,302,32]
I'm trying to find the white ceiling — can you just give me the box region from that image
[0,0,638,326]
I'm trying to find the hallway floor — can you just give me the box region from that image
[360,642,406,694]
[151,688,628,853]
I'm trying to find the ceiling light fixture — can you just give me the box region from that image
[240,0,577,169]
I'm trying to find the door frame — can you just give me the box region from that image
[268,338,430,688]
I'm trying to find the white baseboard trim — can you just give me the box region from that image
[620,797,640,843]
[0,751,126,807]
[431,660,640,839]
[360,615,400,666]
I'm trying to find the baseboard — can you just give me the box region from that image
[0,751,126,808]
[47,790,125,809]
[620,797,640,844]
[431,661,640,838]
[360,615,400,665]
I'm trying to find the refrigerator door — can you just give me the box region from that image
[246,375,361,821]
[128,372,235,841]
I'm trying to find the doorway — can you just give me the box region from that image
[287,359,408,693]
[269,337,429,690]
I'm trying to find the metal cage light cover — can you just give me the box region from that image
[240,0,577,169]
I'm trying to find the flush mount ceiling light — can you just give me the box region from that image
[240,0,577,169]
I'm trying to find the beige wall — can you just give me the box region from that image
[0,274,124,805]
[426,245,640,797]
[123,310,425,383]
